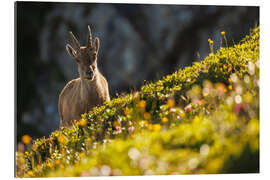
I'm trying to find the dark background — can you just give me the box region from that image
[16,2,259,143]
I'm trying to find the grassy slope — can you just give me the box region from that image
[16,27,260,177]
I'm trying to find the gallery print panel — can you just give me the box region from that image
[15,1,259,177]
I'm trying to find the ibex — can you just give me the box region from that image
[59,26,110,127]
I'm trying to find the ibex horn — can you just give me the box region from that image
[69,31,80,51]
[87,25,93,47]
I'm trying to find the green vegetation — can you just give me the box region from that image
[16,27,260,177]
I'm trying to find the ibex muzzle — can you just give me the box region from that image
[59,25,110,127]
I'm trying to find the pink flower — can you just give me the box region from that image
[184,104,192,112]
[234,103,242,115]
[80,171,91,177]
[115,126,122,134]
[193,99,202,106]
[128,126,135,134]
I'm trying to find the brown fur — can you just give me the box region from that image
[59,26,110,127]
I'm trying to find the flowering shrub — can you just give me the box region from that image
[16,27,259,177]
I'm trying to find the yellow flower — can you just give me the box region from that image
[61,149,67,155]
[55,160,61,165]
[208,38,213,44]
[113,121,120,127]
[153,124,161,131]
[57,135,65,144]
[79,118,87,127]
[139,120,148,127]
[221,31,226,36]
[162,117,168,123]
[149,124,161,131]
[27,170,33,176]
[47,161,54,169]
[79,152,85,158]
[32,144,38,151]
[228,85,232,90]
[180,110,186,118]
[167,98,175,108]
[193,116,200,123]
[130,134,135,138]
[124,107,130,115]
[138,100,146,109]
[143,112,151,120]
[22,135,31,145]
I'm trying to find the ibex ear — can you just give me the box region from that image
[94,37,100,53]
[66,44,77,59]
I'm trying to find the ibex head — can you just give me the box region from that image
[66,25,100,81]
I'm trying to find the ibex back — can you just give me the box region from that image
[58,26,110,127]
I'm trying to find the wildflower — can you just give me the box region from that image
[55,160,61,165]
[79,118,87,127]
[128,148,141,161]
[193,99,202,106]
[184,104,192,112]
[208,38,213,44]
[248,62,255,75]
[138,100,146,109]
[235,95,242,104]
[22,135,31,145]
[203,80,213,97]
[221,31,228,47]
[139,120,148,127]
[124,107,130,115]
[113,121,120,127]
[143,112,151,120]
[235,84,243,94]
[80,171,91,177]
[200,144,210,157]
[27,170,33,176]
[115,126,122,134]
[128,126,135,134]
[179,110,186,118]
[193,116,200,123]
[230,73,238,83]
[167,98,175,108]
[234,103,242,115]
[215,83,226,96]
[162,117,168,123]
[153,124,161,131]
[57,135,65,144]
[61,149,67,155]
[188,158,199,170]
[100,165,111,176]
[78,152,85,159]
[32,144,38,151]
[47,161,54,169]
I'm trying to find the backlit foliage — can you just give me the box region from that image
[16,27,259,177]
